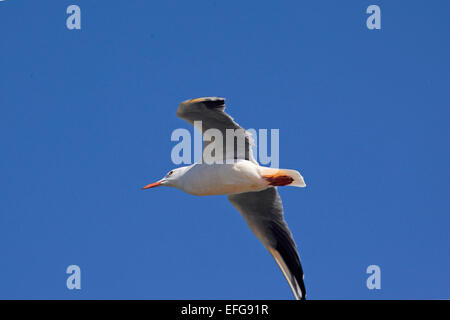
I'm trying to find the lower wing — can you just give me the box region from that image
[228,187,306,300]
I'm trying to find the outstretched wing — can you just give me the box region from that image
[228,187,306,300]
[176,97,256,163]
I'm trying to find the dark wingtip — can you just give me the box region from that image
[181,97,225,109]
[202,97,225,109]
[271,222,307,300]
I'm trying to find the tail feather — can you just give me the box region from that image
[261,168,306,187]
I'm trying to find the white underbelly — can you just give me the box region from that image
[180,161,268,196]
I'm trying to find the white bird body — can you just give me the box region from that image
[164,160,305,196]
[175,160,266,196]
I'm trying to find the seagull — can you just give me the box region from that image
[142,97,307,300]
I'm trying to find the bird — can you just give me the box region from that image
[142,97,307,300]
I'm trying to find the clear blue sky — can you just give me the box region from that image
[1,1,449,299]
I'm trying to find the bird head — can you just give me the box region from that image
[141,167,186,190]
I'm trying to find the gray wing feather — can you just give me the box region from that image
[176,97,256,163]
[228,187,306,300]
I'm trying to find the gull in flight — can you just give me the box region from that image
[142,97,307,300]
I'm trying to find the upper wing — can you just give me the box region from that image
[228,187,306,300]
[176,97,256,164]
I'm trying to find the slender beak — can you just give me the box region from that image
[141,180,162,190]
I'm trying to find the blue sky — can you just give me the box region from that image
[0,1,449,299]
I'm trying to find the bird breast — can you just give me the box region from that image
[179,160,268,196]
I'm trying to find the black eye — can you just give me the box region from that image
[168,170,174,176]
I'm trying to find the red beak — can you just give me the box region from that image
[141,181,162,190]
